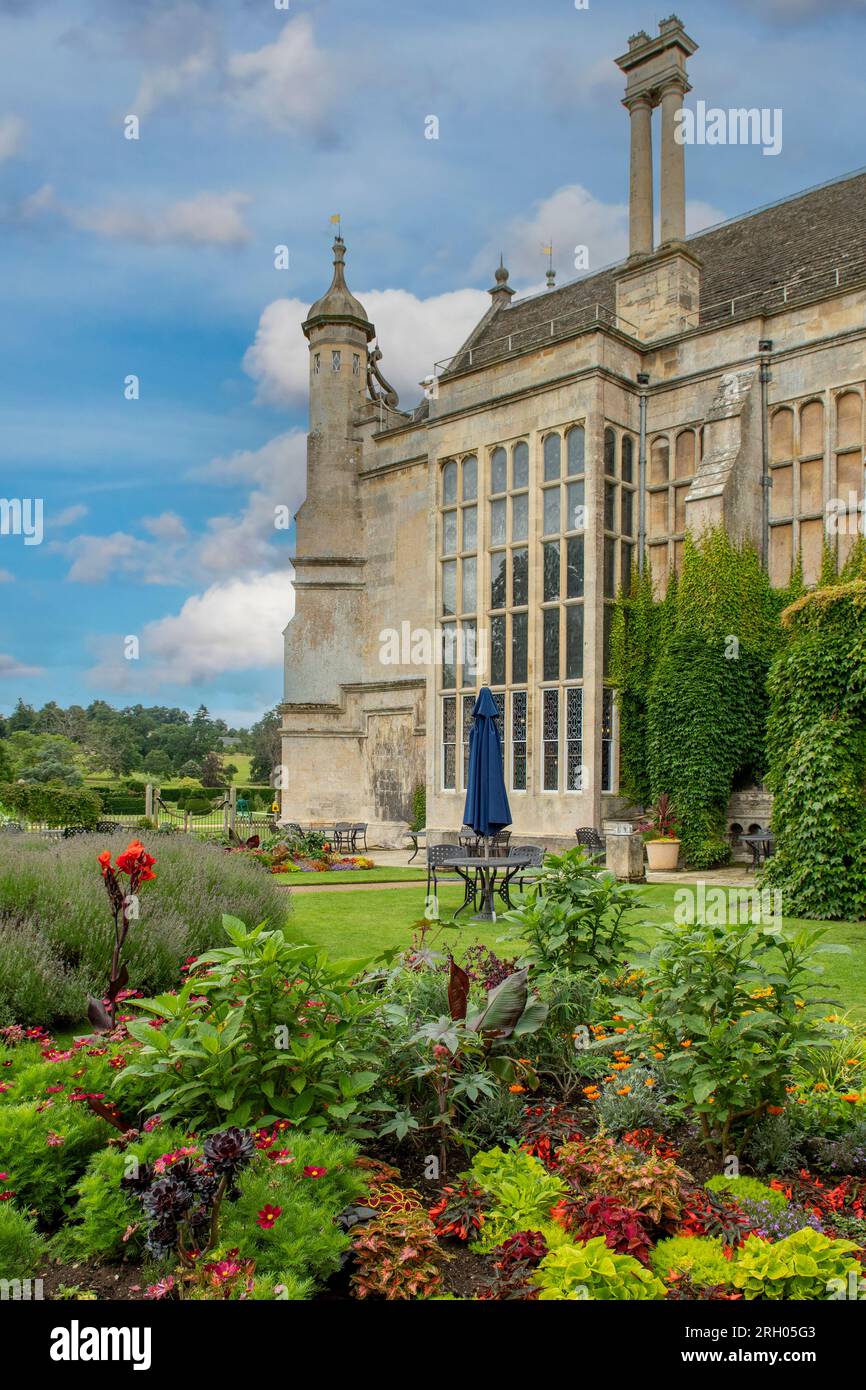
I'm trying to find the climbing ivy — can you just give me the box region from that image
[761,575,866,920]
[610,529,790,869]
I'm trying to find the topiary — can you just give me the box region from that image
[730,1228,861,1300]
[533,1236,667,1300]
[705,1173,788,1213]
[650,1235,733,1288]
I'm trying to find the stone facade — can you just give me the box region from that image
[280,17,866,846]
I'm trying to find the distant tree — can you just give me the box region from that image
[142,749,172,779]
[199,751,226,787]
[249,707,281,784]
[18,746,83,786]
[7,698,36,733]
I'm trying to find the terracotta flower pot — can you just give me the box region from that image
[645,837,681,871]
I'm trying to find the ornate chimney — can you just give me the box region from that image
[614,17,702,341]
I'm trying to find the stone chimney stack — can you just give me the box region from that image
[614,18,702,342]
[616,17,697,256]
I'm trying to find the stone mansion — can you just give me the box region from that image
[280,16,866,845]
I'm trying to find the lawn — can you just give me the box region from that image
[285,882,866,1019]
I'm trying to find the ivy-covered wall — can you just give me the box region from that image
[761,574,866,920]
[610,529,798,869]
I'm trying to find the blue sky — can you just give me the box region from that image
[1,0,864,725]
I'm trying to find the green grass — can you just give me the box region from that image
[274,867,426,886]
[285,882,866,1018]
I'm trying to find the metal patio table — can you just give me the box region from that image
[741,833,775,868]
[447,852,532,922]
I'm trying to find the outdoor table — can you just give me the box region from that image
[406,827,426,863]
[741,833,774,868]
[447,853,532,923]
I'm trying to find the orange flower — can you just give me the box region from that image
[509,1084,525,1094]
[842,1093,861,1103]
[767,1105,785,1115]
[680,1040,692,1048]
[616,1087,631,1096]
[612,1062,630,1072]
[644,1079,656,1088]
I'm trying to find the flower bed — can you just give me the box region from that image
[1,844,865,1301]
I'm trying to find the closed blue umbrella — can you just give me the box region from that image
[462,686,512,848]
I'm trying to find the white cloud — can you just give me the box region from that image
[52,503,88,528]
[0,114,27,162]
[476,184,728,287]
[243,288,489,409]
[90,571,292,689]
[0,651,44,679]
[65,432,305,592]
[142,511,187,542]
[192,432,307,577]
[134,44,215,118]
[226,17,335,133]
[71,191,252,247]
[64,531,162,585]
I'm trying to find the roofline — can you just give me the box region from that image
[502,164,866,315]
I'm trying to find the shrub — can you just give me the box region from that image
[705,1173,788,1212]
[119,916,383,1134]
[533,1237,667,1301]
[0,834,287,1028]
[203,1129,364,1293]
[351,1207,446,1300]
[0,1201,48,1278]
[0,782,102,828]
[555,1134,687,1230]
[594,1062,669,1135]
[466,1146,567,1253]
[500,849,642,976]
[575,1197,653,1264]
[616,919,846,1156]
[0,924,83,1028]
[650,1235,732,1288]
[59,1126,194,1261]
[730,1228,861,1300]
[0,1099,111,1223]
[762,580,866,920]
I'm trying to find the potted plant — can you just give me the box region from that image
[639,794,681,871]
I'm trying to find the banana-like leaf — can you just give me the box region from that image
[448,956,471,1021]
[468,968,529,1038]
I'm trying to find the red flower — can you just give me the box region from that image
[303,1165,328,1179]
[97,850,112,878]
[256,1204,283,1229]
[115,840,157,884]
